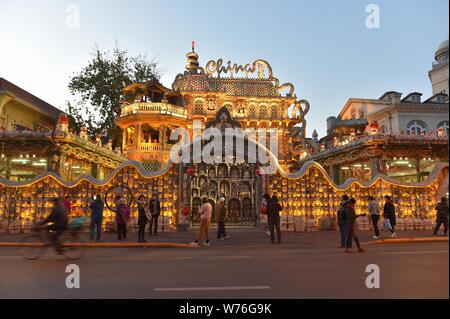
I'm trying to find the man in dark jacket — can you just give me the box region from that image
[149,192,161,236]
[337,195,349,248]
[434,197,449,236]
[39,197,68,254]
[215,197,229,240]
[89,193,104,242]
[383,195,397,238]
[267,195,282,244]
[344,198,366,253]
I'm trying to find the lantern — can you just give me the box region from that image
[369,121,378,135]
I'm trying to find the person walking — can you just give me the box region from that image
[368,196,381,239]
[190,198,212,246]
[148,192,161,236]
[215,197,229,240]
[116,197,130,240]
[337,195,349,248]
[383,195,397,238]
[261,193,271,235]
[137,195,149,243]
[344,198,366,253]
[434,196,449,236]
[89,193,104,242]
[267,195,282,244]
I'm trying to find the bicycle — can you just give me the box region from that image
[18,222,86,260]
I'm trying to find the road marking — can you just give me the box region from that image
[155,286,270,292]
[177,255,251,260]
[380,250,448,255]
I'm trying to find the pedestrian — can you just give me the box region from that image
[216,197,229,240]
[89,193,104,242]
[62,195,72,215]
[148,192,161,236]
[368,196,381,239]
[190,197,212,246]
[433,196,449,236]
[344,198,366,253]
[383,195,397,238]
[137,195,149,243]
[261,193,271,235]
[116,197,130,240]
[267,195,282,244]
[337,195,349,248]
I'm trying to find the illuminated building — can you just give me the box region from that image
[0,78,126,181]
[115,46,309,224]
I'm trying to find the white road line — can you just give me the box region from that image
[380,250,448,255]
[177,255,251,260]
[155,286,270,292]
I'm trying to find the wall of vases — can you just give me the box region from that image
[0,160,447,234]
[0,163,179,234]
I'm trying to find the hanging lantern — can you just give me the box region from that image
[369,121,379,135]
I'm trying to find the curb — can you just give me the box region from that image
[0,242,198,248]
[363,237,449,245]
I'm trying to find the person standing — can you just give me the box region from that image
[148,192,161,236]
[190,198,213,246]
[215,197,229,240]
[368,196,381,239]
[89,193,104,242]
[261,193,271,235]
[62,195,72,215]
[337,195,349,248]
[137,195,149,243]
[116,197,130,240]
[344,198,366,253]
[383,195,397,238]
[267,195,282,244]
[434,197,449,236]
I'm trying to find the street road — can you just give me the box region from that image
[0,230,448,298]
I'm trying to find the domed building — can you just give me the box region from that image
[429,39,449,98]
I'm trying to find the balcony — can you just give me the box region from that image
[121,102,187,118]
[138,143,174,152]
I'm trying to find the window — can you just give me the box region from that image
[411,95,420,103]
[437,95,446,103]
[223,103,233,114]
[194,99,204,114]
[248,104,256,117]
[437,121,449,135]
[259,104,267,118]
[406,120,427,135]
[271,104,278,118]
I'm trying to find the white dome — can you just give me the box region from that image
[435,39,449,59]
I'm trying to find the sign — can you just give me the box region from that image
[205,59,273,79]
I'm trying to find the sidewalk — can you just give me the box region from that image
[0,228,447,248]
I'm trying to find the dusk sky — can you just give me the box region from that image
[0,0,448,136]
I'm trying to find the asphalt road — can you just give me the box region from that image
[0,230,448,299]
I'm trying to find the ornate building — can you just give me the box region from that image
[115,46,310,224]
[0,78,126,182]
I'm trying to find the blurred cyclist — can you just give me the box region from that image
[39,197,69,254]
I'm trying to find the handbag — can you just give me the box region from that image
[383,218,392,230]
[144,206,152,221]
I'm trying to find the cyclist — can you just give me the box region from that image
[39,197,69,254]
